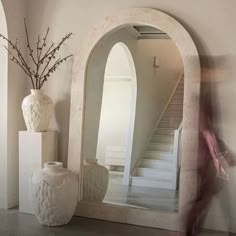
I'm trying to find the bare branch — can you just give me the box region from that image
[39,55,72,89]
[36,35,40,61]
[4,45,35,88]
[38,27,50,61]
[38,51,55,82]
[41,42,54,60]
[0,20,73,90]
[24,18,37,66]
[39,32,72,64]
[0,33,35,85]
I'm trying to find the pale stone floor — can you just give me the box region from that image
[0,209,235,236]
[104,172,178,211]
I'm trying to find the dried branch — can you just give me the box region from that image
[0,33,34,79]
[4,45,35,88]
[38,28,50,62]
[38,50,55,82]
[24,18,37,66]
[42,42,55,60]
[39,32,72,64]
[36,35,40,61]
[0,19,73,89]
[39,54,72,89]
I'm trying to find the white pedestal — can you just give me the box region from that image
[19,131,57,214]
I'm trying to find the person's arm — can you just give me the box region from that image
[202,129,228,178]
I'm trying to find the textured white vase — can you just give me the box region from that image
[22,89,53,132]
[32,162,78,226]
[83,159,109,202]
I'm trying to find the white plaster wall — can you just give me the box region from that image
[105,43,132,77]
[1,0,28,208]
[96,80,133,165]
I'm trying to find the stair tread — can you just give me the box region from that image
[136,168,173,173]
[131,79,182,190]
[142,158,172,163]
[150,141,173,145]
[147,149,173,152]
[151,141,173,145]
[156,128,175,130]
[159,119,182,122]
[160,119,182,122]
[155,130,175,134]
[139,161,173,170]
[149,142,173,145]
[145,150,173,154]
[161,115,182,118]
[132,176,172,182]
[137,165,173,169]
[143,155,173,159]
[143,156,173,161]
[139,165,172,170]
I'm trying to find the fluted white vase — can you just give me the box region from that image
[22,89,53,132]
[32,162,78,226]
[83,159,109,202]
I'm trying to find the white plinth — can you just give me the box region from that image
[19,131,57,214]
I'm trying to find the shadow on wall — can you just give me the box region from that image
[54,92,71,167]
[49,50,73,167]
[0,0,8,209]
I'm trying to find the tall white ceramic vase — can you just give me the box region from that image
[32,162,79,226]
[22,89,53,132]
[83,159,109,202]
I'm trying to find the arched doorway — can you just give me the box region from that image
[0,0,8,209]
[96,42,137,196]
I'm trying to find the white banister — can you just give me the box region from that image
[172,121,183,189]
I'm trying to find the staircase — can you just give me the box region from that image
[131,78,184,190]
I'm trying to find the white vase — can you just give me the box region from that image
[22,89,53,132]
[83,159,109,202]
[32,162,78,226]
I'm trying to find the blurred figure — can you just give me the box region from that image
[183,55,235,236]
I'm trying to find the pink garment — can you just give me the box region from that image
[202,129,228,179]
[199,105,228,179]
[183,97,228,236]
[184,130,224,236]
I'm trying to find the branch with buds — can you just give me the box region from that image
[0,19,73,89]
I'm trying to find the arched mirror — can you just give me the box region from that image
[68,8,200,230]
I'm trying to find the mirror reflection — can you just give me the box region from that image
[82,25,184,211]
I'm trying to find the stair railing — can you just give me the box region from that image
[172,121,183,189]
[150,73,184,139]
[129,73,184,182]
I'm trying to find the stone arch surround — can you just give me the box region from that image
[68,8,201,230]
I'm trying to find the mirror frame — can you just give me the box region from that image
[68,8,200,230]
